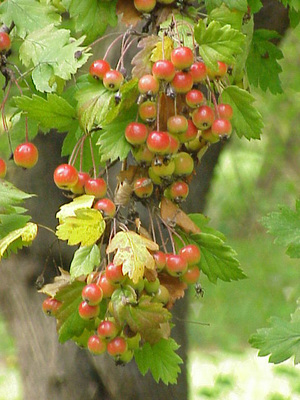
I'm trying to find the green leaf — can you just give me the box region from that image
[250,305,300,364]
[56,194,95,222]
[97,106,136,163]
[0,180,34,211]
[54,280,94,343]
[14,94,77,132]
[19,25,90,92]
[246,29,283,94]
[62,0,118,43]
[208,4,244,31]
[194,20,245,70]
[56,208,106,247]
[75,79,115,133]
[222,86,264,140]
[0,222,38,260]
[247,0,263,13]
[0,213,31,238]
[134,338,183,385]
[70,244,100,279]
[0,0,60,39]
[205,0,248,13]
[188,213,226,240]
[261,200,300,259]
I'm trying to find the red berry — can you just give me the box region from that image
[107,337,128,356]
[0,158,7,178]
[125,122,148,145]
[168,134,180,154]
[14,142,38,169]
[190,62,207,82]
[97,320,118,340]
[167,115,188,135]
[179,119,198,143]
[42,297,62,316]
[153,251,167,271]
[82,283,103,305]
[169,180,189,201]
[89,59,110,80]
[103,70,124,91]
[98,274,116,298]
[105,263,124,284]
[171,46,194,70]
[94,198,116,218]
[173,152,194,176]
[138,74,160,94]
[71,171,90,194]
[171,71,193,94]
[78,301,100,320]
[211,119,232,137]
[132,145,154,164]
[192,105,215,130]
[85,178,107,198]
[0,32,11,52]
[179,244,201,265]
[201,127,219,143]
[88,335,107,355]
[185,89,204,108]
[147,131,170,154]
[53,164,78,190]
[216,103,233,120]
[152,60,175,82]
[138,101,157,121]
[207,61,227,79]
[134,0,156,12]
[133,177,153,198]
[166,254,188,276]
[181,266,200,284]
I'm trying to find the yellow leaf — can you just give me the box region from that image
[38,268,71,297]
[56,195,95,223]
[0,222,38,260]
[150,37,174,62]
[56,208,105,247]
[106,231,159,284]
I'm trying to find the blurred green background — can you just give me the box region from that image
[0,23,300,400]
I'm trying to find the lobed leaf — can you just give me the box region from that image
[70,244,100,279]
[56,195,95,223]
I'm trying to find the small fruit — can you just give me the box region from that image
[151,158,175,177]
[168,134,180,154]
[192,105,215,130]
[171,46,194,70]
[107,337,128,357]
[173,152,194,176]
[190,61,207,82]
[89,59,110,80]
[97,320,118,340]
[179,244,201,265]
[88,335,107,355]
[105,263,124,284]
[171,71,193,94]
[201,127,219,143]
[14,142,38,169]
[71,171,90,194]
[133,177,153,198]
[54,164,78,190]
[216,103,233,120]
[78,301,100,320]
[82,283,103,305]
[125,122,148,145]
[152,285,170,305]
[132,145,154,164]
[138,74,160,94]
[94,198,116,218]
[138,100,157,121]
[169,180,189,201]
[103,70,124,91]
[85,178,107,198]
[134,0,156,12]
[185,89,204,108]
[211,119,232,137]
[179,119,198,143]
[153,251,167,271]
[207,61,227,79]
[0,32,11,52]
[167,115,188,135]
[144,277,160,294]
[98,274,117,298]
[166,254,188,276]
[42,297,62,316]
[181,266,200,284]
[0,158,7,178]
[147,131,170,154]
[152,60,175,82]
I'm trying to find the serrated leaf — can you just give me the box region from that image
[56,195,95,223]
[97,106,136,163]
[70,244,100,279]
[222,86,264,139]
[205,0,248,13]
[250,308,300,364]
[0,180,34,210]
[0,213,31,238]
[39,268,71,297]
[150,37,174,62]
[261,200,300,259]
[56,208,105,247]
[19,25,90,92]
[62,0,118,43]
[188,213,226,240]
[209,4,244,30]
[106,231,159,284]
[75,79,115,133]
[54,280,94,343]
[134,338,183,385]
[0,0,61,38]
[246,29,283,94]
[14,94,77,132]
[194,20,245,70]
[0,222,38,260]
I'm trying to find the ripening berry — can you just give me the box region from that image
[78,301,100,320]
[133,177,153,198]
[181,266,200,284]
[85,178,107,198]
[216,103,233,120]
[82,283,103,306]
[89,59,110,80]
[185,89,204,108]
[107,337,128,357]
[147,131,170,154]
[171,46,194,70]
[179,244,201,265]
[94,198,116,218]
[53,164,78,190]
[171,71,193,94]
[192,105,215,130]
[166,254,188,276]
[42,297,62,316]
[97,320,118,340]
[103,70,124,91]
[167,115,188,135]
[105,263,124,284]
[152,60,175,82]
[88,335,107,355]
[125,122,148,145]
[138,74,160,94]
[169,180,189,201]
[134,0,157,12]
[138,100,157,122]
[71,171,90,194]
[14,142,38,169]
[0,158,7,178]
[211,119,232,137]
[190,61,207,82]
[173,152,194,176]
[0,32,11,52]
[179,119,198,143]
[207,61,227,79]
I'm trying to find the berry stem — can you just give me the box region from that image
[69,136,85,166]
[156,92,161,131]
[103,34,124,61]
[89,136,97,179]
[25,116,29,142]
[206,77,219,118]
[89,31,124,49]
[116,36,138,72]
[155,214,168,254]
[147,204,156,243]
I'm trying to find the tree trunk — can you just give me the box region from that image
[0,2,290,399]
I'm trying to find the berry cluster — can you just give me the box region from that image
[43,243,201,363]
[134,0,175,13]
